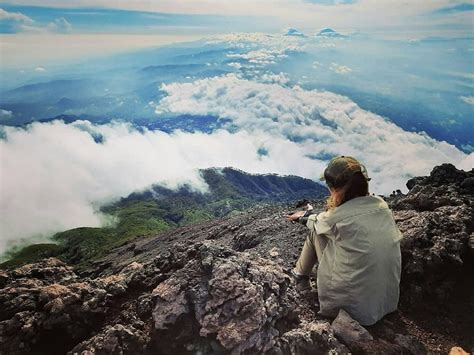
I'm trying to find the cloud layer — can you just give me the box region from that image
[157,74,473,192]
[0,120,325,254]
[1,73,472,255]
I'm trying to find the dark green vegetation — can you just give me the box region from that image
[1,168,326,269]
[0,244,64,269]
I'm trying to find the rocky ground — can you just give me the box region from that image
[0,163,473,354]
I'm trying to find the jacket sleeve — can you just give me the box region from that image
[298,209,315,226]
[300,210,335,240]
[314,211,335,240]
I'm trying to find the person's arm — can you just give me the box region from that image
[286,204,315,225]
[286,210,305,222]
[298,209,316,225]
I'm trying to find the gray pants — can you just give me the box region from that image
[294,228,328,276]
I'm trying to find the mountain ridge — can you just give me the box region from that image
[1,167,326,268]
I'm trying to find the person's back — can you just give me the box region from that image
[288,156,402,326]
[315,195,402,325]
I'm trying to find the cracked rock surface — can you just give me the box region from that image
[390,164,473,308]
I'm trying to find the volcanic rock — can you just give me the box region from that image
[390,163,473,307]
[0,164,472,354]
[69,324,149,354]
[331,309,373,346]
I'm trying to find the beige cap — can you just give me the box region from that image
[320,156,371,187]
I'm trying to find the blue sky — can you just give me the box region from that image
[1,1,473,36]
[0,1,472,67]
[0,5,274,34]
[432,3,474,14]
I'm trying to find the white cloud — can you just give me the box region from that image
[2,73,473,254]
[34,66,46,72]
[0,8,73,34]
[0,8,58,34]
[210,33,306,53]
[157,74,472,193]
[0,109,13,120]
[0,8,33,23]
[460,95,474,105]
[220,38,304,75]
[0,120,326,254]
[259,72,290,85]
[227,62,242,69]
[4,0,468,38]
[329,62,352,74]
[0,0,459,21]
[227,48,291,66]
[312,60,323,68]
[46,17,73,33]
[18,17,73,34]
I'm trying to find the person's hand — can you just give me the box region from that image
[286,210,305,221]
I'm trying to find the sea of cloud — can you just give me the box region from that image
[1,71,472,255]
[157,74,472,190]
[0,119,326,254]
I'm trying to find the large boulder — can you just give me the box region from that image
[331,309,373,346]
[0,258,134,354]
[274,321,349,354]
[390,164,474,307]
[150,242,346,354]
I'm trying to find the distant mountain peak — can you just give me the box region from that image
[316,28,346,38]
[320,28,336,33]
[284,28,306,37]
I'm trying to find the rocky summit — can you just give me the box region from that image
[0,163,472,354]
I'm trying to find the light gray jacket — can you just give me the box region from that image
[306,195,402,325]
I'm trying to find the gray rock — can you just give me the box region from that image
[151,243,292,354]
[0,258,136,354]
[390,164,473,307]
[276,321,349,354]
[0,269,8,288]
[394,334,427,354]
[331,309,373,346]
[69,324,149,355]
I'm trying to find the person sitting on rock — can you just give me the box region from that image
[287,156,402,326]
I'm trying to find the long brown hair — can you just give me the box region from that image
[326,172,369,210]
